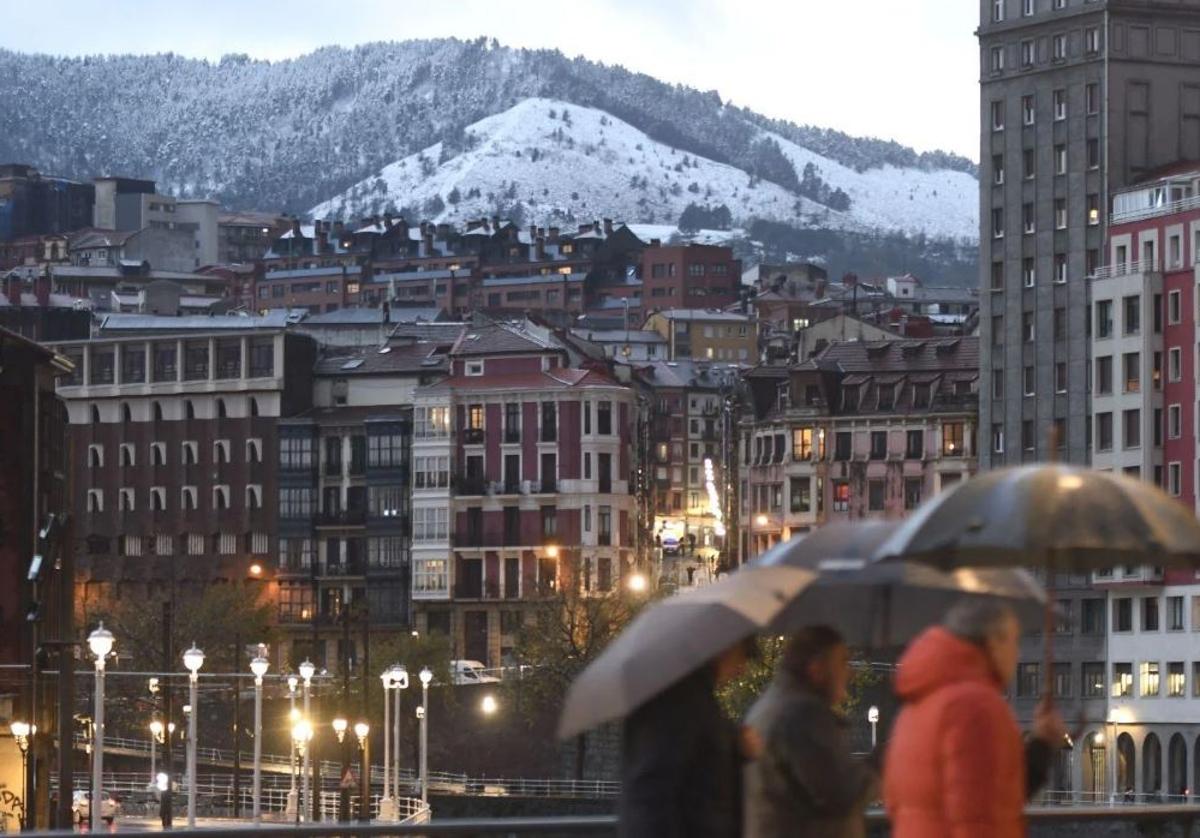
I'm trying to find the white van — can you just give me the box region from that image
[450,659,501,685]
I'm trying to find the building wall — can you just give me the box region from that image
[641,244,740,309]
[176,200,220,268]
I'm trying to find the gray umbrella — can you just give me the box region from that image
[557,564,815,740]
[754,521,1048,646]
[873,464,1200,572]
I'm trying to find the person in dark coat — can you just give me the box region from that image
[619,638,752,838]
[743,626,877,838]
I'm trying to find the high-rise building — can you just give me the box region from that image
[978,0,1200,797]
[979,0,1200,469]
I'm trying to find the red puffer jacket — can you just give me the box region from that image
[883,627,1026,838]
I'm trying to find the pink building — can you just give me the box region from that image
[409,321,637,665]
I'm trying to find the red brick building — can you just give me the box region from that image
[641,243,741,310]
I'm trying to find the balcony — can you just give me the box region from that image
[463,428,485,445]
[455,476,487,496]
[317,509,367,527]
[321,560,365,577]
[324,461,343,478]
[503,430,521,444]
[1090,260,1158,281]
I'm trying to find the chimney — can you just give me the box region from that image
[5,274,21,307]
[422,231,434,257]
[535,236,546,261]
[315,228,328,254]
[650,238,661,247]
[395,218,408,239]
[34,270,50,307]
[333,220,345,237]
[491,215,500,230]
[291,218,302,237]
[603,218,613,236]
[548,227,560,243]
[529,224,538,242]
[383,213,394,230]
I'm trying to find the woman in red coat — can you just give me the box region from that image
[883,601,1066,838]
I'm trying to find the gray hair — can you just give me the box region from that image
[943,599,1017,646]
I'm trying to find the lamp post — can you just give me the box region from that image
[353,722,370,822]
[298,660,315,822]
[418,667,432,805]
[286,675,299,818]
[867,706,880,749]
[249,655,269,822]
[149,720,164,788]
[332,715,349,823]
[88,623,114,834]
[182,643,205,828]
[11,721,31,829]
[389,665,408,805]
[290,721,312,825]
[378,668,395,821]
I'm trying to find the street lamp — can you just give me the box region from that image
[182,643,205,828]
[11,721,31,829]
[149,719,165,788]
[418,667,433,805]
[389,665,408,805]
[249,655,269,822]
[332,716,348,743]
[867,706,880,749]
[353,722,370,823]
[627,572,648,594]
[88,623,114,834]
[290,721,313,825]
[378,668,396,821]
[480,694,498,716]
[286,675,299,818]
[298,660,315,822]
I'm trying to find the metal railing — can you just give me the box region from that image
[1112,192,1200,224]
[1090,259,1158,280]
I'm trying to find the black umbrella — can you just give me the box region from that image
[754,521,1047,646]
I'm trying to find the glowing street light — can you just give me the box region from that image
[88,623,114,833]
[418,667,433,804]
[332,716,348,743]
[182,643,205,827]
[389,665,408,805]
[290,721,313,825]
[480,694,498,716]
[149,719,165,787]
[11,721,31,828]
[378,668,396,821]
[298,660,315,820]
[627,572,648,594]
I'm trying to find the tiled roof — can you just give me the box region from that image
[388,322,467,343]
[302,306,444,326]
[815,337,979,373]
[418,367,623,394]
[314,342,450,376]
[649,309,753,322]
[450,322,562,357]
[97,311,296,332]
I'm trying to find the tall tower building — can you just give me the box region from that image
[978,0,1200,798]
[979,0,1200,469]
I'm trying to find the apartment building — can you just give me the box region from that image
[738,337,978,562]
[643,309,757,363]
[979,0,1200,468]
[640,242,741,309]
[408,321,637,666]
[53,323,316,618]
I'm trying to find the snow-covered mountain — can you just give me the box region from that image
[0,38,979,247]
[311,97,977,242]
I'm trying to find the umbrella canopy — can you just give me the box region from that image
[755,522,1048,645]
[557,564,815,740]
[873,464,1200,572]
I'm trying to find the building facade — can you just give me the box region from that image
[979,0,1200,468]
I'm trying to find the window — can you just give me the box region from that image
[1021,39,1035,66]
[181,440,198,465]
[832,481,850,512]
[992,207,1005,239]
[86,489,104,513]
[1022,420,1036,452]
[212,485,230,510]
[1086,139,1100,171]
[1054,198,1067,229]
[1112,662,1133,697]
[992,424,1005,454]
[1096,412,1112,450]
[1023,148,1035,180]
[1124,295,1141,335]
[991,45,1005,72]
[413,455,449,489]
[149,487,166,512]
[245,438,263,464]
[789,477,811,513]
[541,401,557,441]
[1023,311,1035,342]
[1023,0,1034,13]
[1113,597,1132,631]
[993,154,1005,185]
[1123,409,1141,449]
[1082,599,1105,634]
[1123,352,1140,392]
[870,431,887,460]
[834,432,852,461]
[993,369,1004,398]
[150,442,166,467]
[280,437,314,469]
[904,477,923,510]
[1169,405,1181,438]
[1053,88,1066,119]
[905,430,923,460]
[1143,596,1160,631]
[1053,663,1071,698]
[181,486,197,511]
[598,400,613,435]
[1165,662,1186,697]
[1169,347,1182,382]
[1141,661,1161,696]
[541,505,558,539]
[1021,258,1034,287]
[1085,26,1100,53]
[1166,595,1185,631]
[213,439,231,464]
[246,485,263,510]
[465,360,484,377]
[414,406,450,438]
[1055,363,1067,393]
[1082,662,1105,698]
[1052,34,1066,61]
[87,444,104,468]
[1055,145,1067,175]
[942,422,965,456]
[1016,663,1040,698]
[119,443,134,467]
[1022,94,1036,124]
[121,536,143,557]
[1194,663,1200,698]
[991,261,1004,291]
[468,404,484,431]
[992,100,1005,131]
[1087,194,1100,225]
[119,487,135,512]
[1054,253,1067,284]
[412,507,449,541]
[1022,204,1035,236]
[1086,82,1099,114]
[1169,461,1182,496]
[867,480,886,512]
[1096,300,1113,338]
[993,0,1005,21]
[279,487,315,518]
[1023,366,1036,396]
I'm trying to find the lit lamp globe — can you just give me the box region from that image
[287,675,299,693]
[353,722,369,746]
[182,644,205,675]
[380,668,394,690]
[292,720,313,747]
[480,694,498,715]
[418,667,433,687]
[88,623,115,661]
[10,721,30,739]
[332,716,348,742]
[390,664,409,690]
[149,720,164,740]
[250,655,269,680]
[298,659,316,683]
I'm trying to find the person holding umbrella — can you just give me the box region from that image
[883,600,1066,838]
[743,626,878,838]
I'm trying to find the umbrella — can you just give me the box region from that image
[557,564,815,740]
[873,464,1200,572]
[754,521,1048,646]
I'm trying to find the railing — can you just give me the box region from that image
[462,428,485,445]
[317,509,367,526]
[1090,259,1158,280]
[1112,192,1200,224]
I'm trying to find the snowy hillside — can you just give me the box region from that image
[311,98,977,241]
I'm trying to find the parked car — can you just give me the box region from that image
[450,659,501,685]
[72,790,118,824]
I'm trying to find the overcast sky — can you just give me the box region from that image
[2,0,980,160]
